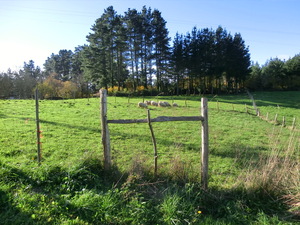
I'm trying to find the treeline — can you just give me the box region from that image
[81,6,251,94]
[0,58,85,99]
[247,55,300,91]
[1,6,300,99]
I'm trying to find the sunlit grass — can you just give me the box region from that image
[0,92,299,224]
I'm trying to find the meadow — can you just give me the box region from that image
[0,91,299,224]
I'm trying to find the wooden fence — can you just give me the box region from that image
[99,89,209,190]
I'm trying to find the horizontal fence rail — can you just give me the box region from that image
[107,116,204,124]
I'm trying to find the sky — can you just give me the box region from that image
[1,0,300,72]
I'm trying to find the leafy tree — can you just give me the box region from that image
[246,63,263,90]
[285,54,300,89]
[262,58,287,89]
[60,81,79,98]
[38,73,63,99]
[0,70,14,98]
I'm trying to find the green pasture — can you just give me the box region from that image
[0,91,299,224]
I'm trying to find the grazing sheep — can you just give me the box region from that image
[151,101,158,106]
[164,101,171,107]
[172,102,178,107]
[138,102,148,108]
[158,101,166,107]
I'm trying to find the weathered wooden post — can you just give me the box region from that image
[274,114,278,123]
[257,109,260,117]
[292,117,296,130]
[201,98,209,190]
[147,110,158,177]
[100,89,111,170]
[35,88,41,165]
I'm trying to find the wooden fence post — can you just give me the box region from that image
[274,114,278,123]
[35,88,41,165]
[292,117,296,130]
[147,110,158,177]
[100,89,111,170]
[201,98,209,190]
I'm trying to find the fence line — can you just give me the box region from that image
[100,89,209,190]
[211,98,298,131]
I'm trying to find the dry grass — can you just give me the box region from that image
[236,127,300,217]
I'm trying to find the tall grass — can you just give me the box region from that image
[236,127,300,218]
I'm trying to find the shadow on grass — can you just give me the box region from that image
[39,119,101,133]
[110,128,201,153]
[0,190,36,224]
[1,158,299,224]
[211,143,268,169]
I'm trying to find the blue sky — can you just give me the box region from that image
[1,0,300,72]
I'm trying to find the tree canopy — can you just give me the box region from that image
[1,5,299,99]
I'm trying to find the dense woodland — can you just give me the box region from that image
[0,6,300,99]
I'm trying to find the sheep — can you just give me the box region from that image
[158,101,166,107]
[164,101,171,107]
[151,101,158,106]
[172,102,179,107]
[138,102,148,108]
[145,100,152,105]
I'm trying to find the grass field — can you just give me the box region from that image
[0,91,299,224]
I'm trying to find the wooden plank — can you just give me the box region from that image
[100,89,111,170]
[108,116,204,124]
[201,98,209,190]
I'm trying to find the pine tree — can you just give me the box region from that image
[151,9,170,91]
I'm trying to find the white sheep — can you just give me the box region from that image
[172,102,178,107]
[151,101,158,106]
[138,102,148,108]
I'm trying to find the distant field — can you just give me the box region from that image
[0,91,299,224]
